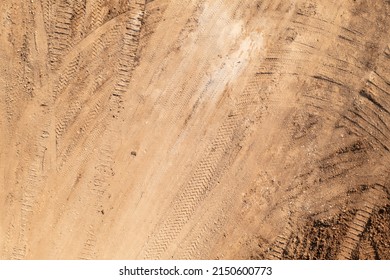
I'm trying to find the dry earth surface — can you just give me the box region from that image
[1,0,390,260]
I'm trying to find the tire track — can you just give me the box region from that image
[111,0,244,221]
[6,2,145,259]
[148,0,246,145]
[337,185,385,260]
[78,143,114,260]
[341,69,390,153]
[79,226,98,260]
[0,1,54,259]
[89,0,105,31]
[359,239,377,259]
[49,1,74,69]
[51,55,81,101]
[267,221,293,260]
[152,0,240,105]
[71,1,87,43]
[55,84,109,171]
[75,0,146,260]
[41,0,56,35]
[141,115,242,259]
[12,125,52,259]
[55,2,143,170]
[55,100,82,144]
[139,1,300,259]
[126,0,199,95]
[318,140,368,181]
[174,207,227,259]
[173,166,242,259]
[248,0,364,260]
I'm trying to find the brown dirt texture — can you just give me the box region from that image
[1,0,390,260]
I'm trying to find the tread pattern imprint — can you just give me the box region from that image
[0,0,389,259]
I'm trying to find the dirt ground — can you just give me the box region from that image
[0,0,389,260]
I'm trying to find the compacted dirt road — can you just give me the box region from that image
[0,0,389,259]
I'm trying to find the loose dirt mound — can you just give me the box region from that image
[0,0,389,259]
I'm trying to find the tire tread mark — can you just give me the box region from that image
[75,1,146,259]
[141,0,298,259]
[143,116,239,259]
[79,226,97,260]
[268,222,293,260]
[48,1,74,69]
[13,131,50,259]
[90,0,105,31]
[337,185,384,259]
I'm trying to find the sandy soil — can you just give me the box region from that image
[0,0,389,260]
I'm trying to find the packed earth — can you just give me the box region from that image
[0,0,389,259]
